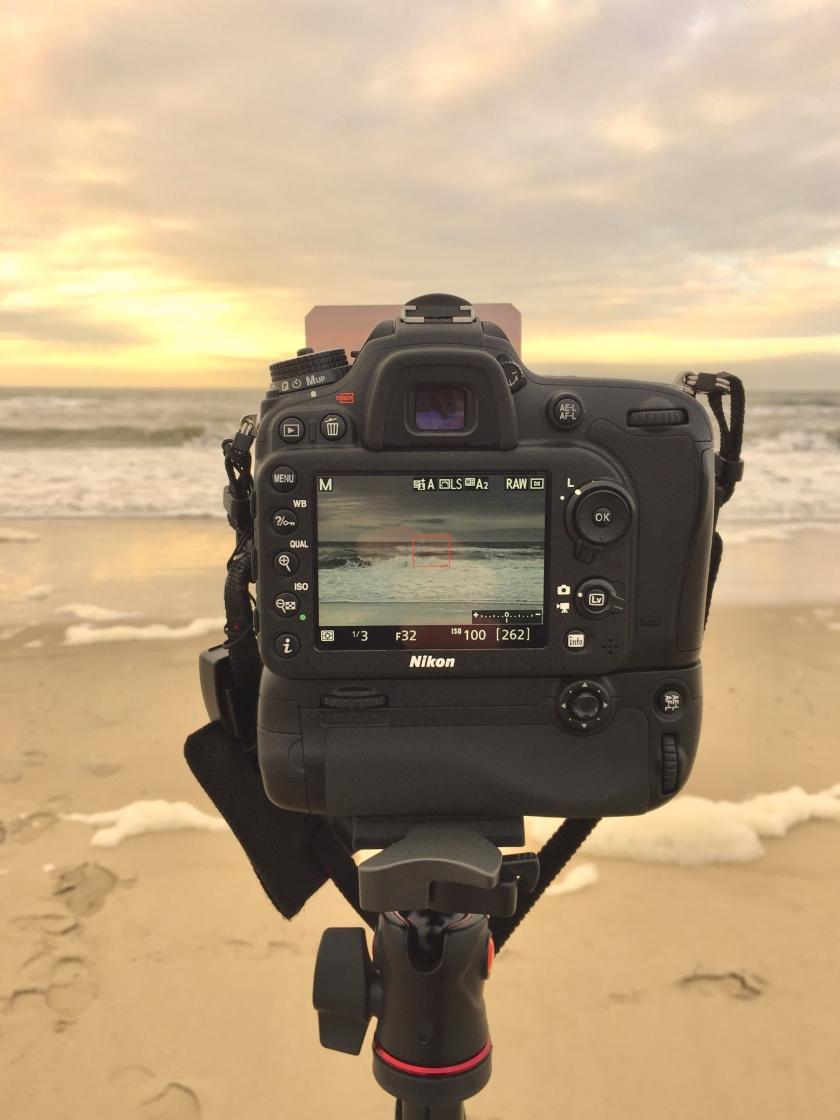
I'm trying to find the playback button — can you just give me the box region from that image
[279,417,305,443]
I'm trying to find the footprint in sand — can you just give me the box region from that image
[5,987,48,1015]
[7,810,57,843]
[10,911,79,937]
[141,1083,202,1120]
[87,761,122,778]
[53,862,117,917]
[678,969,767,1000]
[110,1069,202,1120]
[45,956,98,1017]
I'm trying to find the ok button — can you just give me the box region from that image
[573,487,632,545]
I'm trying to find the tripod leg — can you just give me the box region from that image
[398,1101,465,1120]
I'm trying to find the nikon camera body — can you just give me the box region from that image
[253,294,715,823]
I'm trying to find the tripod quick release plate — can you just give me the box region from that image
[358,823,539,917]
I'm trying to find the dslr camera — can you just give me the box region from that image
[252,293,717,828]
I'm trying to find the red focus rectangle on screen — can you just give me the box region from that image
[412,533,452,569]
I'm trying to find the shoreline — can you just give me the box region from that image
[2,520,840,639]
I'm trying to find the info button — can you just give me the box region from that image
[566,630,586,650]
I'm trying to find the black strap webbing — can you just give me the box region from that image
[680,372,745,622]
[490,819,600,952]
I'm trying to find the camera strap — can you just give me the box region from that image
[679,372,746,623]
[186,374,746,948]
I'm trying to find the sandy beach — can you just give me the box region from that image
[2,519,840,1120]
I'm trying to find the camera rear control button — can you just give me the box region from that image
[574,488,632,545]
[657,686,685,717]
[320,414,347,440]
[271,509,299,533]
[576,579,619,617]
[279,417,305,443]
[498,355,527,392]
[321,687,387,710]
[271,466,297,492]
[566,630,586,650]
[570,691,600,721]
[661,734,679,794]
[558,679,610,731]
[273,593,300,617]
[549,395,583,430]
[275,633,300,658]
[273,551,299,575]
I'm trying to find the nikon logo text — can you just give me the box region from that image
[409,655,456,669]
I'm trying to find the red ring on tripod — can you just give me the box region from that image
[374,1039,492,1077]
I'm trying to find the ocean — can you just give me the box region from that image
[1,386,839,535]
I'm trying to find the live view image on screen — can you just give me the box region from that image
[315,473,547,650]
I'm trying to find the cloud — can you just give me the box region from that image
[0,0,839,385]
[0,307,149,345]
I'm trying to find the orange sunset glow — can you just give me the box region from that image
[1,1,839,389]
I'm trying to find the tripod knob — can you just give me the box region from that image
[313,928,380,1055]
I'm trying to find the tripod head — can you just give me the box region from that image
[358,822,539,914]
[313,823,539,1117]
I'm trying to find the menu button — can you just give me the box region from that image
[272,466,297,492]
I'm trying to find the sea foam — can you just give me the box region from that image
[58,602,142,622]
[527,783,840,865]
[63,616,225,645]
[65,786,840,871]
[64,800,228,847]
[545,862,600,896]
[0,527,38,543]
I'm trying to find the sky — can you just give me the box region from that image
[1,0,839,389]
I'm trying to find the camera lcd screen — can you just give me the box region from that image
[315,473,547,650]
[414,386,467,431]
